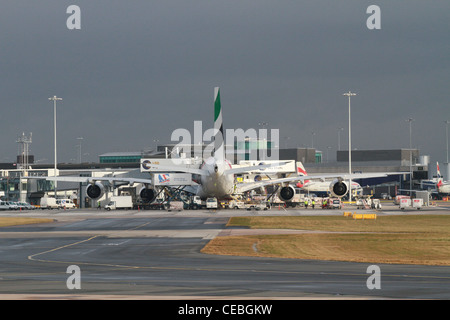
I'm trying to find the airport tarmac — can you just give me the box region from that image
[0,203,450,299]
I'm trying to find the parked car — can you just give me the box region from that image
[6,201,18,210]
[0,201,10,210]
[17,202,35,210]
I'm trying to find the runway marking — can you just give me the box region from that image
[22,216,450,284]
[27,219,154,265]
[26,235,450,282]
[28,235,100,263]
[128,221,153,230]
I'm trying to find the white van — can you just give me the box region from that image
[40,197,58,209]
[206,197,218,209]
[57,199,76,209]
[0,201,10,210]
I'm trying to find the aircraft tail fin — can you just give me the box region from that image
[296,162,310,188]
[296,162,308,176]
[437,162,444,187]
[213,87,224,162]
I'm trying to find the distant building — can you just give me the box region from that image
[99,152,142,164]
[279,148,321,164]
[337,149,419,164]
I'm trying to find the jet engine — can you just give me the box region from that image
[329,179,349,197]
[278,185,295,202]
[86,182,105,200]
[139,186,157,203]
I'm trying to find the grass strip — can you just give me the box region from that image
[202,215,450,265]
[0,217,54,227]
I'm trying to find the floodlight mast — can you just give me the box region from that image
[406,117,414,193]
[49,95,62,197]
[343,91,356,202]
[445,120,450,181]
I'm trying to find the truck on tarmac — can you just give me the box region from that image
[184,196,207,210]
[105,196,133,211]
[226,200,246,209]
[327,197,342,209]
[245,201,269,211]
[206,197,218,209]
[40,197,58,209]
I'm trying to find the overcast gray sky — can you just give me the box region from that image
[1,1,449,175]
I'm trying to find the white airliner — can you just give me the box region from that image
[436,162,450,194]
[295,162,363,197]
[31,87,407,204]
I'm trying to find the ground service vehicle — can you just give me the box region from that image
[56,199,76,209]
[184,196,207,210]
[394,195,410,205]
[105,196,133,211]
[0,201,10,210]
[166,201,184,211]
[412,198,423,210]
[17,202,35,210]
[40,197,58,209]
[206,197,218,209]
[328,198,342,209]
[399,198,411,209]
[227,200,245,209]
[371,199,382,209]
[245,201,268,211]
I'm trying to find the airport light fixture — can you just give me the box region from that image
[284,136,290,149]
[326,146,331,162]
[49,95,62,196]
[445,120,450,180]
[77,137,83,163]
[343,91,356,202]
[311,132,316,149]
[337,127,344,151]
[406,117,414,193]
[258,122,269,160]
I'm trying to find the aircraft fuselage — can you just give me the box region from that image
[197,157,235,199]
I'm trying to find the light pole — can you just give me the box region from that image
[343,91,356,202]
[77,137,83,163]
[284,136,290,149]
[406,118,414,193]
[49,95,62,197]
[445,120,450,180]
[258,122,269,160]
[337,127,344,151]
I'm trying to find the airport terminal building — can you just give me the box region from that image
[0,145,429,206]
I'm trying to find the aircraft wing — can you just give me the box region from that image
[145,161,289,176]
[225,161,290,175]
[26,176,153,185]
[236,171,408,193]
[145,164,208,176]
